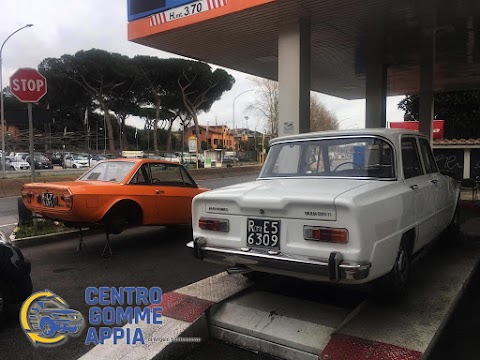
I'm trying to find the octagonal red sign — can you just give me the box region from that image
[9,68,47,103]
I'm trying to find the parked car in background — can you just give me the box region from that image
[48,152,63,166]
[159,153,181,163]
[176,152,197,165]
[25,153,53,170]
[0,233,32,324]
[189,128,460,300]
[63,153,89,168]
[8,152,29,162]
[21,159,209,235]
[7,159,30,171]
[222,155,238,165]
[90,154,107,167]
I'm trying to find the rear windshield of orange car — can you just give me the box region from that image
[260,136,395,179]
[78,161,135,183]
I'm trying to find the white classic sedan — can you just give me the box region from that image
[188,128,460,298]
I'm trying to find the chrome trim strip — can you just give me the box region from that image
[187,241,371,280]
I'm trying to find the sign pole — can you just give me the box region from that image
[28,103,35,182]
[8,68,47,182]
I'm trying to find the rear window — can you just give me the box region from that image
[260,136,395,179]
[79,161,135,183]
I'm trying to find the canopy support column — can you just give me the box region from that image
[278,20,311,137]
[419,0,437,143]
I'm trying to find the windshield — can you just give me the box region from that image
[34,155,49,161]
[260,136,395,179]
[74,154,88,160]
[78,161,135,183]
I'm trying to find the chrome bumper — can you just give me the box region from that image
[187,238,371,282]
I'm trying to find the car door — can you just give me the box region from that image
[150,163,198,224]
[126,163,159,224]
[64,155,72,168]
[418,137,452,236]
[401,136,437,250]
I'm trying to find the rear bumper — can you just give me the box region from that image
[188,238,371,282]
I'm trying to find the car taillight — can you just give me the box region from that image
[199,217,229,232]
[21,190,34,203]
[303,226,348,244]
[61,194,73,208]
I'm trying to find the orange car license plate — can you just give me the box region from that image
[42,192,55,207]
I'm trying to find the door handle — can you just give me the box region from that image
[430,179,438,185]
[155,190,164,195]
[410,185,418,190]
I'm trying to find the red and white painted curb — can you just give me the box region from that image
[320,334,422,360]
[79,272,251,360]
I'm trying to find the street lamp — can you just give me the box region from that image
[232,88,254,154]
[232,88,254,133]
[0,24,34,177]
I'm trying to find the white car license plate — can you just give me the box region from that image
[247,219,280,249]
[42,192,55,207]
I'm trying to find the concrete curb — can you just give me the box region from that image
[11,227,103,248]
[79,272,252,360]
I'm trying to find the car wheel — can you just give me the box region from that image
[72,164,77,168]
[9,166,15,171]
[104,209,127,235]
[447,206,461,235]
[0,282,7,326]
[440,199,461,243]
[374,239,412,302]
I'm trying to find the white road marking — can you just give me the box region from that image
[0,223,17,227]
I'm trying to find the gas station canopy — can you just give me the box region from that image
[128,0,480,100]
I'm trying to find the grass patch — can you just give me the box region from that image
[13,219,75,239]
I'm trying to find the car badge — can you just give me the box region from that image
[259,209,265,215]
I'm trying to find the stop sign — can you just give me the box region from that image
[9,68,47,103]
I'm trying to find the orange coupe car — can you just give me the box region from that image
[21,159,209,234]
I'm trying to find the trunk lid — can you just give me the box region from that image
[200,178,372,221]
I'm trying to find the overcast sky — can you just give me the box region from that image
[0,0,405,132]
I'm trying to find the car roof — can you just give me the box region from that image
[270,128,426,145]
[99,158,182,165]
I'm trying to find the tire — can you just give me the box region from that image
[447,206,461,235]
[104,210,127,235]
[9,166,15,171]
[0,283,6,327]
[18,198,33,226]
[374,239,412,302]
[440,202,461,244]
[72,164,77,169]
